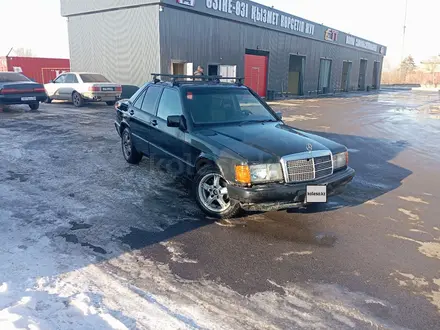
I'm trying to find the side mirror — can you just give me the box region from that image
[49,80,54,83]
[275,111,283,120]
[167,115,187,131]
[115,100,129,111]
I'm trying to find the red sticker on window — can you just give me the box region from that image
[187,92,193,100]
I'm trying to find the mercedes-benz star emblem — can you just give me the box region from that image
[307,143,313,152]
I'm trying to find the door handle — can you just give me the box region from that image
[150,119,158,126]
[129,110,134,115]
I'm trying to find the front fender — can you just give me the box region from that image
[195,152,244,184]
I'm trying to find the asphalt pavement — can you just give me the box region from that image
[0,91,439,329]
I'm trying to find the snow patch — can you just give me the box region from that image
[160,241,198,264]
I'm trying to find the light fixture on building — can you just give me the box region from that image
[159,5,164,12]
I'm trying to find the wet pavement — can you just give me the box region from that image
[1,91,439,329]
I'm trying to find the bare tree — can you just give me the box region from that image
[400,55,416,81]
[421,56,440,86]
[12,48,35,57]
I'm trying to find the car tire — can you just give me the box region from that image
[106,101,116,106]
[29,103,39,111]
[121,127,142,164]
[72,91,84,107]
[193,165,242,219]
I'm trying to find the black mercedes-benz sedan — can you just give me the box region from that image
[0,72,47,111]
[114,74,355,219]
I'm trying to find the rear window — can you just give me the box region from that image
[79,74,110,83]
[0,72,30,82]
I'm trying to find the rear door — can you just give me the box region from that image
[128,85,163,156]
[149,87,192,175]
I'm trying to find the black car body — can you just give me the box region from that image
[0,72,46,110]
[114,75,355,218]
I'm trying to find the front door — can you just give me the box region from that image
[149,87,191,175]
[46,73,67,99]
[63,73,79,100]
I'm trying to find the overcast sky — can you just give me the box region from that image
[0,0,436,69]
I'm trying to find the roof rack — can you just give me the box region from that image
[151,73,244,86]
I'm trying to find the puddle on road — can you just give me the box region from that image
[389,105,440,119]
[120,222,206,250]
[60,233,107,255]
[239,213,338,247]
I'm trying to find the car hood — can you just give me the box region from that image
[195,122,346,163]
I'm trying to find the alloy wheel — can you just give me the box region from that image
[198,173,231,213]
[122,131,132,159]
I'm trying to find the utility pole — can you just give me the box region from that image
[401,0,408,62]
[399,0,409,82]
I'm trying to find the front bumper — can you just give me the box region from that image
[228,167,355,211]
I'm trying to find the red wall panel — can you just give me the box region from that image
[5,57,70,84]
[244,54,268,97]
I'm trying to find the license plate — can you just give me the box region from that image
[101,87,115,91]
[21,96,36,101]
[306,185,327,203]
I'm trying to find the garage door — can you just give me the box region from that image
[244,54,268,97]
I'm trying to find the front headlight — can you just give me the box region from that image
[333,151,348,170]
[250,164,284,183]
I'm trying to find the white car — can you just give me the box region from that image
[44,72,122,107]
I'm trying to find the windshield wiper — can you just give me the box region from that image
[238,119,277,126]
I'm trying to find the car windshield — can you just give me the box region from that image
[79,74,110,83]
[0,72,30,82]
[183,88,277,125]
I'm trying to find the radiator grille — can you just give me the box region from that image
[283,153,333,183]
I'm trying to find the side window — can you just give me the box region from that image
[54,74,66,84]
[65,74,78,83]
[133,90,146,109]
[141,86,162,114]
[157,89,182,120]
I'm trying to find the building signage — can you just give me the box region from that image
[205,0,315,36]
[324,29,338,42]
[346,35,378,52]
[177,0,195,6]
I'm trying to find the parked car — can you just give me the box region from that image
[0,72,46,111]
[44,72,122,107]
[114,74,355,219]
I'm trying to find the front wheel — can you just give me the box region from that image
[29,103,39,111]
[121,127,142,164]
[72,91,84,107]
[194,165,241,219]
